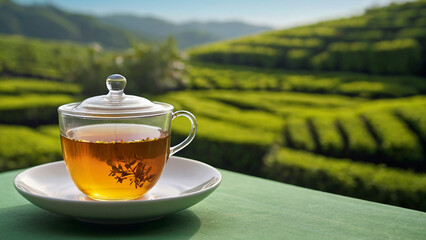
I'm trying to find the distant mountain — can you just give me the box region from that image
[98,15,176,40]
[0,0,272,49]
[0,0,138,48]
[98,15,272,48]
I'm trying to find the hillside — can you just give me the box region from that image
[180,0,426,211]
[189,0,426,76]
[0,34,93,79]
[98,15,272,49]
[0,0,137,48]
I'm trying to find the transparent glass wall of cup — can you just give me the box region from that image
[58,74,197,201]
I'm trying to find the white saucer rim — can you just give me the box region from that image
[14,156,222,205]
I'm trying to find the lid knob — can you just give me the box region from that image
[106,74,127,92]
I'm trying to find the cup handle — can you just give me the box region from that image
[170,110,198,156]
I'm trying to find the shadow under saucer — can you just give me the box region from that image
[0,204,202,239]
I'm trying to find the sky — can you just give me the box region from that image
[15,0,411,29]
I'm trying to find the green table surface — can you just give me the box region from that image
[1,163,425,240]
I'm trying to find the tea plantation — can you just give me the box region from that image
[189,1,426,75]
[0,34,92,79]
[1,0,426,212]
[0,77,79,171]
[171,0,426,211]
[159,88,426,211]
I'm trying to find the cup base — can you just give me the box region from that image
[78,192,155,201]
[83,194,142,201]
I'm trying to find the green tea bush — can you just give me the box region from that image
[207,74,235,89]
[225,46,280,68]
[395,105,426,142]
[285,49,311,69]
[0,94,74,125]
[187,66,217,89]
[336,81,419,98]
[190,45,279,68]
[369,39,422,75]
[171,116,276,175]
[191,76,214,89]
[37,125,60,138]
[342,30,385,41]
[357,95,426,113]
[282,75,339,93]
[0,78,81,95]
[397,9,421,18]
[397,28,426,39]
[274,27,337,38]
[309,52,330,71]
[393,17,414,28]
[200,90,361,117]
[415,17,426,27]
[239,73,279,90]
[189,63,426,98]
[0,125,61,172]
[235,37,324,49]
[284,117,316,152]
[309,117,344,157]
[319,16,368,28]
[189,64,281,90]
[264,147,426,211]
[336,114,378,159]
[362,110,424,165]
[337,74,426,98]
[328,42,369,72]
[0,94,74,110]
[158,92,284,132]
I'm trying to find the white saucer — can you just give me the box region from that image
[14,156,221,224]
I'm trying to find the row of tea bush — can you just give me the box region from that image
[0,77,80,125]
[190,38,423,75]
[0,77,81,95]
[0,125,61,172]
[264,147,426,212]
[0,94,75,126]
[311,39,421,74]
[188,63,426,98]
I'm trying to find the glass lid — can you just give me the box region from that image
[58,74,173,117]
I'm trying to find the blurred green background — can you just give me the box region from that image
[1,0,426,211]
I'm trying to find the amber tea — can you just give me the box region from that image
[61,124,170,200]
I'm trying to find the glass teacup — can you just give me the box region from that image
[58,74,197,201]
